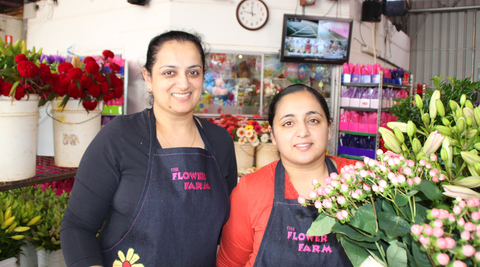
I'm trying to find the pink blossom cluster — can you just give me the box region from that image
[298,150,446,223]
[411,197,480,266]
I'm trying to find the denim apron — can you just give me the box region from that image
[101,113,230,267]
[253,158,353,267]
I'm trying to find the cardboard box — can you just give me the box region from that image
[350,98,360,107]
[352,74,361,83]
[361,75,372,83]
[340,97,350,107]
[342,74,351,83]
[359,99,370,108]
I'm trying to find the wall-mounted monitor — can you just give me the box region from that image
[280,14,353,65]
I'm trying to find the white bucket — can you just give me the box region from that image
[255,142,280,169]
[51,99,102,167]
[18,242,38,267]
[0,95,39,181]
[37,249,66,267]
[234,142,255,170]
[0,257,16,267]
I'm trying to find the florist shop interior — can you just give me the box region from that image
[0,0,479,266]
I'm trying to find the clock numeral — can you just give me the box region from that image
[260,7,263,11]
[242,6,245,9]
[256,21,258,25]
[260,18,262,21]
[251,23,253,26]
[242,17,245,21]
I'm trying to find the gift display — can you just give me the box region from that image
[341,62,409,85]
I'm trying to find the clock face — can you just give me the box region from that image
[236,0,269,31]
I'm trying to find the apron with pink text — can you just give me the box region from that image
[101,114,230,267]
[253,158,353,267]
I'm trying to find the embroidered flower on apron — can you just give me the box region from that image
[112,248,144,267]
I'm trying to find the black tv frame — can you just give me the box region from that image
[280,14,354,65]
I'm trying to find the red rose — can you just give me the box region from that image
[67,83,80,99]
[114,87,123,98]
[53,79,69,96]
[14,54,28,63]
[38,63,51,78]
[17,61,38,78]
[102,50,114,59]
[83,57,96,64]
[14,85,26,100]
[87,84,100,98]
[93,73,106,83]
[58,62,73,74]
[80,75,93,88]
[85,62,100,74]
[67,68,83,80]
[1,82,12,96]
[109,63,121,73]
[82,100,98,111]
[110,73,123,87]
[103,91,114,102]
[100,81,109,94]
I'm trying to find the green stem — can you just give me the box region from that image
[375,241,387,265]
[452,162,467,181]
[370,195,379,232]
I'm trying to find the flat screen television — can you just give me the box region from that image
[280,14,353,65]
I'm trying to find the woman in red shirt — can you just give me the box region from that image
[217,84,357,267]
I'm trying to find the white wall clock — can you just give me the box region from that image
[236,0,269,31]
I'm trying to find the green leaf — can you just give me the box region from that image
[413,180,443,201]
[381,200,395,214]
[387,242,408,267]
[307,213,336,237]
[339,235,371,267]
[332,223,380,242]
[406,190,419,197]
[411,240,433,267]
[350,204,377,235]
[395,194,409,207]
[378,212,411,238]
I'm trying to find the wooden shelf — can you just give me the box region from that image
[0,156,76,191]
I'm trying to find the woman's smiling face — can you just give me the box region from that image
[144,40,203,116]
[271,90,332,168]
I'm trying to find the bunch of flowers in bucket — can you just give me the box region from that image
[45,50,124,111]
[209,114,271,146]
[300,150,446,266]
[0,39,51,101]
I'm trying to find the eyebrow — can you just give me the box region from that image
[159,64,202,69]
[278,110,323,121]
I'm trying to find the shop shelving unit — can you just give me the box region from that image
[333,71,414,160]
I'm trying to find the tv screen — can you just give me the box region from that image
[280,14,353,65]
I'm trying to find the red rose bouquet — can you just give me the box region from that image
[45,50,124,111]
[0,39,51,101]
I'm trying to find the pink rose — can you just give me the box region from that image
[423,225,433,236]
[461,230,470,241]
[337,196,346,205]
[311,179,319,186]
[462,244,476,257]
[465,222,476,232]
[436,238,447,250]
[433,227,444,238]
[411,224,422,235]
[297,196,305,204]
[452,261,467,267]
[445,237,456,249]
[436,253,450,266]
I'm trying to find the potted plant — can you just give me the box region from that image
[43,50,124,167]
[27,186,69,267]
[0,188,42,266]
[0,39,50,181]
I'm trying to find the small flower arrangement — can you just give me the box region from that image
[411,197,480,266]
[210,114,272,147]
[45,50,124,111]
[301,150,445,266]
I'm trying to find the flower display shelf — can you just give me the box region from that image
[0,156,76,191]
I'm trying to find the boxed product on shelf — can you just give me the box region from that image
[338,134,376,158]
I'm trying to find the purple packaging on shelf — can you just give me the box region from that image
[338,145,348,155]
[352,74,361,83]
[361,75,371,83]
[394,78,402,85]
[342,74,351,83]
[357,148,376,158]
[345,147,358,157]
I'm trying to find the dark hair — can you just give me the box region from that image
[268,84,331,129]
[144,30,207,74]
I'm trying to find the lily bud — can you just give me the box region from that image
[476,163,480,172]
[379,127,402,154]
[443,185,480,200]
[464,107,477,127]
[416,151,425,159]
[466,100,474,109]
[460,94,467,107]
[422,131,445,157]
[467,116,474,127]
[451,126,458,134]
[412,138,422,154]
[442,118,451,126]
[441,148,449,165]
[450,100,459,111]
[467,129,478,139]
[474,107,480,126]
[436,99,445,117]
[457,117,466,134]
[474,142,480,151]
[429,90,441,120]
[456,109,463,119]
[436,126,452,136]
[386,122,407,132]
[453,176,480,188]
[461,151,480,166]
[407,121,417,137]
[394,127,405,144]
[442,137,452,168]
[415,94,423,110]
[422,113,430,125]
